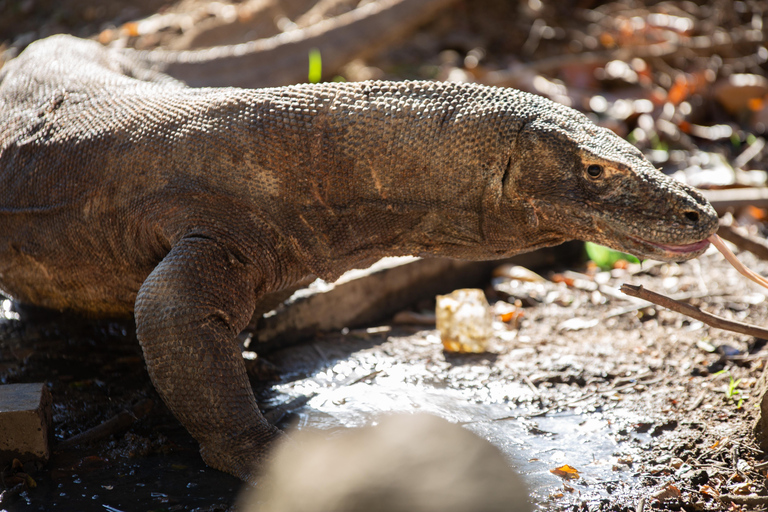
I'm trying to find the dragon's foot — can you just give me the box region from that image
[199,422,285,481]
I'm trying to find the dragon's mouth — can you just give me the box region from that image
[634,236,710,254]
[626,234,710,260]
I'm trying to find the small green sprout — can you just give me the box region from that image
[717,370,745,407]
[308,48,322,83]
[726,376,742,399]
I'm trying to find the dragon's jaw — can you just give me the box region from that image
[624,235,711,261]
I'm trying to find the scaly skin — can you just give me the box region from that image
[0,35,719,479]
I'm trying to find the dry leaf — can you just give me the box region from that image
[550,464,580,480]
[550,274,575,286]
[121,22,140,37]
[746,205,767,221]
[732,482,753,495]
[500,310,524,323]
[710,437,728,449]
[652,483,681,501]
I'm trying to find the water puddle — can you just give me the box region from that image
[271,343,653,508]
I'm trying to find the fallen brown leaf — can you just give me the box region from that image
[550,464,580,480]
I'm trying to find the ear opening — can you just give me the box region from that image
[501,154,513,191]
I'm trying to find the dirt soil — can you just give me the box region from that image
[1,0,768,511]
[267,247,768,511]
[1,246,768,511]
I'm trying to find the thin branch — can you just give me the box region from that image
[702,187,768,215]
[147,0,458,88]
[620,284,768,339]
[720,494,768,506]
[686,390,708,412]
[58,399,153,449]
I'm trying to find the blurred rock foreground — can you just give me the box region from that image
[241,413,532,512]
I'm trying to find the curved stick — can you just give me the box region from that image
[620,284,768,339]
[142,0,458,88]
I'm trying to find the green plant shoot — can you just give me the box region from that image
[308,48,322,83]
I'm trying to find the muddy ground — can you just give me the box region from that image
[1,0,768,510]
[2,246,768,511]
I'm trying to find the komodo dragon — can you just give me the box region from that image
[0,35,718,480]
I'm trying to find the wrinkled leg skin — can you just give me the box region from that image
[135,236,281,480]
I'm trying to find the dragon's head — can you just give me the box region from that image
[496,96,718,262]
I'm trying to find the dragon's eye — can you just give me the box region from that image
[586,164,603,178]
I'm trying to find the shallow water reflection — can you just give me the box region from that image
[273,370,650,507]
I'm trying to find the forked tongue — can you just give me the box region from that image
[708,234,768,290]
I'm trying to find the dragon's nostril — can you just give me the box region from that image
[684,210,699,223]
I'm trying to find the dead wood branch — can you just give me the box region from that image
[150,0,458,88]
[719,494,768,506]
[620,284,768,339]
[686,390,708,412]
[58,399,153,449]
[733,137,766,169]
[295,0,359,28]
[702,188,768,215]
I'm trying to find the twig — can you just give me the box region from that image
[346,370,383,386]
[734,137,766,170]
[603,291,716,319]
[620,284,768,339]
[152,0,459,88]
[703,187,768,215]
[636,497,646,512]
[720,494,768,506]
[263,393,316,425]
[58,399,153,449]
[523,375,541,397]
[686,390,708,412]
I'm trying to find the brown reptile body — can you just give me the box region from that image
[0,35,718,479]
